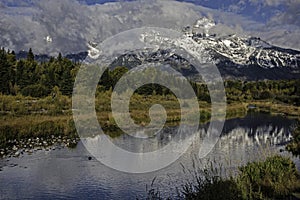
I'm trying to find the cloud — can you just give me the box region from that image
[268,0,300,26]
[0,0,299,54]
[227,0,246,13]
[0,0,205,54]
[264,0,286,7]
[248,0,285,7]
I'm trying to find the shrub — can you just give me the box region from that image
[175,156,300,200]
[0,117,78,148]
[21,84,50,97]
[286,125,300,156]
[237,155,300,199]
[183,176,241,200]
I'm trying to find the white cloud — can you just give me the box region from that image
[248,0,285,7]
[0,0,299,54]
[268,0,300,26]
[264,0,285,6]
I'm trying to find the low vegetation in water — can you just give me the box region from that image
[146,155,300,200]
[0,46,300,200]
[1,91,299,150]
[287,124,300,156]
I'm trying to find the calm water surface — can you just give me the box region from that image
[0,113,298,199]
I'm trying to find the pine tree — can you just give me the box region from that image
[27,48,34,62]
[16,60,25,89]
[60,59,74,96]
[57,52,63,62]
[0,49,10,94]
[99,68,112,90]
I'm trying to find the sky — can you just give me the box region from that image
[0,0,299,54]
[81,0,295,23]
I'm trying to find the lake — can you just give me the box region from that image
[0,113,298,199]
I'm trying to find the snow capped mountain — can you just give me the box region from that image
[109,18,300,80]
[184,18,300,70]
[191,34,299,69]
[13,16,300,80]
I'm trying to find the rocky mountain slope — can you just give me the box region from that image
[109,18,300,80]
[15,18,300,80]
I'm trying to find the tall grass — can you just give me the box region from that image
[237,155,300,199]
[145,155,300,200]
[286,124,300,156]
[0,116,77,148]
[0,93,298,149]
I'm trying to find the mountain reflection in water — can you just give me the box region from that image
[0,113,297,199]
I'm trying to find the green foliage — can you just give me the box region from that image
[0,93,72,117]
[178,156,300,200]
[224,80,300,104]
[0,118,77,149]
[286,124,300,156]
[200,110,211,123]
[0,49,79,96]
[20,84,50,97]
[0,48,299,105]
[192,79,300,104]
[49,86,69,115]
[27,48,34,62]
[0,48,14,94]
[237,155,300,199]
[109,66,128,88]
[183,174,241,200]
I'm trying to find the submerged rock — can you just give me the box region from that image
[14,151,20,157]
[279,149,284,152]
[12,145,18,151]
[0,135,80,158]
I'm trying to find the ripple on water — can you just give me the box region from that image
[0,113,298,199]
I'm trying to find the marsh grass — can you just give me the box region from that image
[250,101,300,117]
[0,116,77,148]
[237,155,300,199]
[286,124,300,156]
[0,93,299,149]
[145,155,300,200]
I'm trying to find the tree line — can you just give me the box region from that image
[0,48,77,97]
[0,48,299,105]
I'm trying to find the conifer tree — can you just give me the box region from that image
[0,49,11,94]
[27,48,34,62]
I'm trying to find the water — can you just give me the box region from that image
[0,113,298,199]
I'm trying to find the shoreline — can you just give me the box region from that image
[0,90,299,156]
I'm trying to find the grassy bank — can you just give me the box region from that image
[146,155,300,200]
[287,125,300,156]
[0,115,77,148]
[247,101,300,117]
[0,92,299,149]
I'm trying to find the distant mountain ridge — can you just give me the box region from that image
[14,18,300,81]
[108,19,300,80]
[15,50,88,63]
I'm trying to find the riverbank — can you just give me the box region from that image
[0,109,299,199]
[0,93,299,156]
[146,155,300,200]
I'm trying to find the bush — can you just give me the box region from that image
[177,156,300,200]
[0,118,77,148]
[237,155,300,199]
[21,84,50,97]
[286,125,300,156]
[183,176,242,200]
